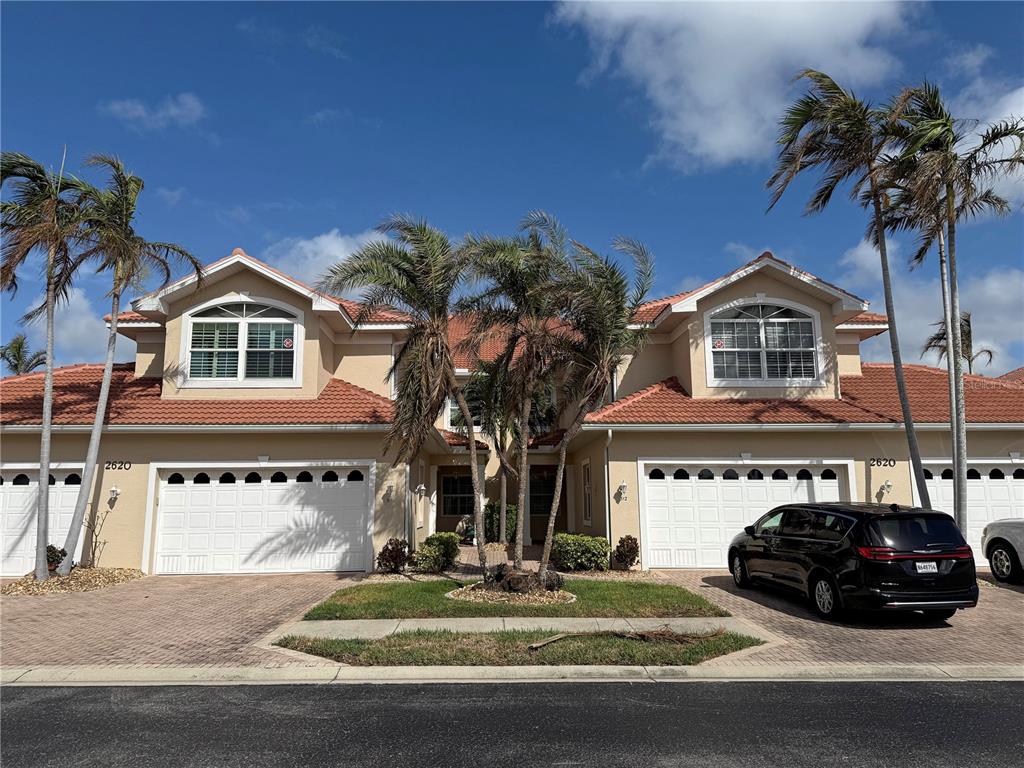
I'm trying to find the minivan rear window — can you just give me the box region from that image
[864,516,965,550]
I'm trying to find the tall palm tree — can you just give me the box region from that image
[319,215,490,575]
[893,82,1023,527]
[57,155,203,575]
[536,237,653,582]
[1,150,87,580]
[459,212,575,570]
[766,70,932,509]
[922,312,994,375]
[1,333,46,375]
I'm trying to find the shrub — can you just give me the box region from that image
[375,538,410,573]
[613,535,640,569]
[422,532,460,570]
[484,501,517,543]
[412,542,446,573]
[46,544,67,568]
[550,533,610,572]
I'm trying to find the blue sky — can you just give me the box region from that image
[2,1,1022,373]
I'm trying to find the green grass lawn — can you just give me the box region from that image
[303,578,727,620]
[277,629,760,666]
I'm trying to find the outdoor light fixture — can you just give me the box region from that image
[879,479,893,496]
[414,483,427,497]
[617,481,628,502]
[108,486,121,502]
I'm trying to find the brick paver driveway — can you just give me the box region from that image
[659,570,1024,667]
[1,574,349,668]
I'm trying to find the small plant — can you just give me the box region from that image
[376,538,411,573]
[613,535,640,569]
[46,544,68,570]
[423,532,460,570]
[550,533,610,572]
[412,543,446,573]
[484,501,517,544]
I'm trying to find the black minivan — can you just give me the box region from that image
[728,503,978,620]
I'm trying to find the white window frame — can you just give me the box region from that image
[582,458,593,527]
[179,294,305,389]
[703,296,824,389]
[445,397,483,432]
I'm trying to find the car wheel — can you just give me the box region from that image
[810,574,842,620]
[988,542,1024,584]
[922,608,957,622]
[731,552,751,588]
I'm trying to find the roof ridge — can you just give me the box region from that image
[326,376,396,408]
[1,362,134,384]
[587,377,685,420]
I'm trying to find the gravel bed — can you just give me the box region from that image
[0,567,145,596]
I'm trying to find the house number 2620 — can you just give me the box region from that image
[104,461,133,470]
[869,458,896,467]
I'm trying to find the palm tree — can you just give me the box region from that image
[922,312,993,375]
[893,82,1023,528]
[1,150,87,580]
[319,215,490,575]
[1,333,46,375]
[766,70,932,509]
[57,155,203,575]
[535,237,653,582]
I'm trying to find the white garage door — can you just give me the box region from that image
[155,466,371,574]
[1,470,86,577]
[924,463,1024,556]
[643,464,846,568]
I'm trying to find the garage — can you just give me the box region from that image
[923,463,1024,557]
[641,462,847,568]
[0,468,86,577]
[154,464,373,574]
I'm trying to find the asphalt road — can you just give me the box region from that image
[3,682,1021,767]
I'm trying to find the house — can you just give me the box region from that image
[1,249,1022,576]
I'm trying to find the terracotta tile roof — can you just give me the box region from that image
[0,364,394,426]
[104,310,151,323]
[440,429,489,451]
[843,311,888,325]
[447,315,509,368]
[585,364,1024,425]
[997,366,1024,387]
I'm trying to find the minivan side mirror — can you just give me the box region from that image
[744,525,756,536]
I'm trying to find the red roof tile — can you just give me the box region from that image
[440,429,489,450]
[104,310,151,323]
[585,364,1024,425]
[998,366,1024,387]
[844,311,888,325]
[1,365,394,426]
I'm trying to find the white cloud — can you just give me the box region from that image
[944,44,994,79]
[723,242,775,263]
[838,240,1023,376]
[155,187,185,206]
[26,288,136,367]
[98,93,206,131]
[950,80,1024,207]
[556,1,909,169]
[261,228,385,289]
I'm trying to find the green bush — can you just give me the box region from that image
[376,538,410,573]
[412,542,447,573]
[613,535,641,569]
[550,533,610,572]
[484,501,517,543]
[422,532,460,570]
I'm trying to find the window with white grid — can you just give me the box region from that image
[185,301,299,383]
[709,303,818,383]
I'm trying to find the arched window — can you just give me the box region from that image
[0,476,4,485]
[747,469,764,480]
[346,469,364,482]
[648,468,665,480]
[167,473,185,485]
[796,469,812,481]
[271,471,288,483]
[245,472,262,484]
[771,469,788,480]
[296,471,313,483]
[923,469,933,480]
[219,472,236,484]
[821,468,837,480]
[322,470,339,482]
[989,468,1005,480]
[64,473,82,485]
[1014,469,1024,480]
[722,469,739,480]
[193,472,210,484]
[48,475,56,485]
[698,469,714,480]
[13,473,30,485]
[966,469,981,480]
[709,302,816,382]
[941,468,954,480]
[673,468,689,480]
[186,300,299,382]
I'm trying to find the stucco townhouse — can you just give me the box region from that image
[1,248,1022,577]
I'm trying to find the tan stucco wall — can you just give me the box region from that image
[134,338,165,378]
[0,431,407,572]
[617,345,676,399]
[836,333,863,377]
[334,341,393,398]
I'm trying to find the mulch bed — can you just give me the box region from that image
[0,567,145,596]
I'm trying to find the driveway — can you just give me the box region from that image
[659,570,1024,667]
[0,574,349,668]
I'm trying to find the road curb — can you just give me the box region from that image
[3,663,1021,686]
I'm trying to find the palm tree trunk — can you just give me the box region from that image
[58,291,120,574]
[936,229,958,513]
[537,404,589,582]
[34,252,57,581]
[451,382,488,578]
[870,185,931,509]
[498,467,507,546]
[514,381,534,570]
[945,188,968,531]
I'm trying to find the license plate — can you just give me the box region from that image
[916,561,938,574]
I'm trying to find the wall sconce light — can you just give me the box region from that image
[414,483,427,497]
[257,455,269,466]
[616,481,628,502]
[108,486,121,502]
[878,479,893,496]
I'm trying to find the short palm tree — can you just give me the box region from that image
[58,155,203,575]
[922,312,993,375]
[1,150,87,580]
[766,70,932,509]
[1,333,46,375]
[319,215,490,574]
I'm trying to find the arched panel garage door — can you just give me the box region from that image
[0,470,86,577]
[642,463,847,568]
[923,463,1024,557]
[155,465,372,574]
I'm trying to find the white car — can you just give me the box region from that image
[981,519,1024,584]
